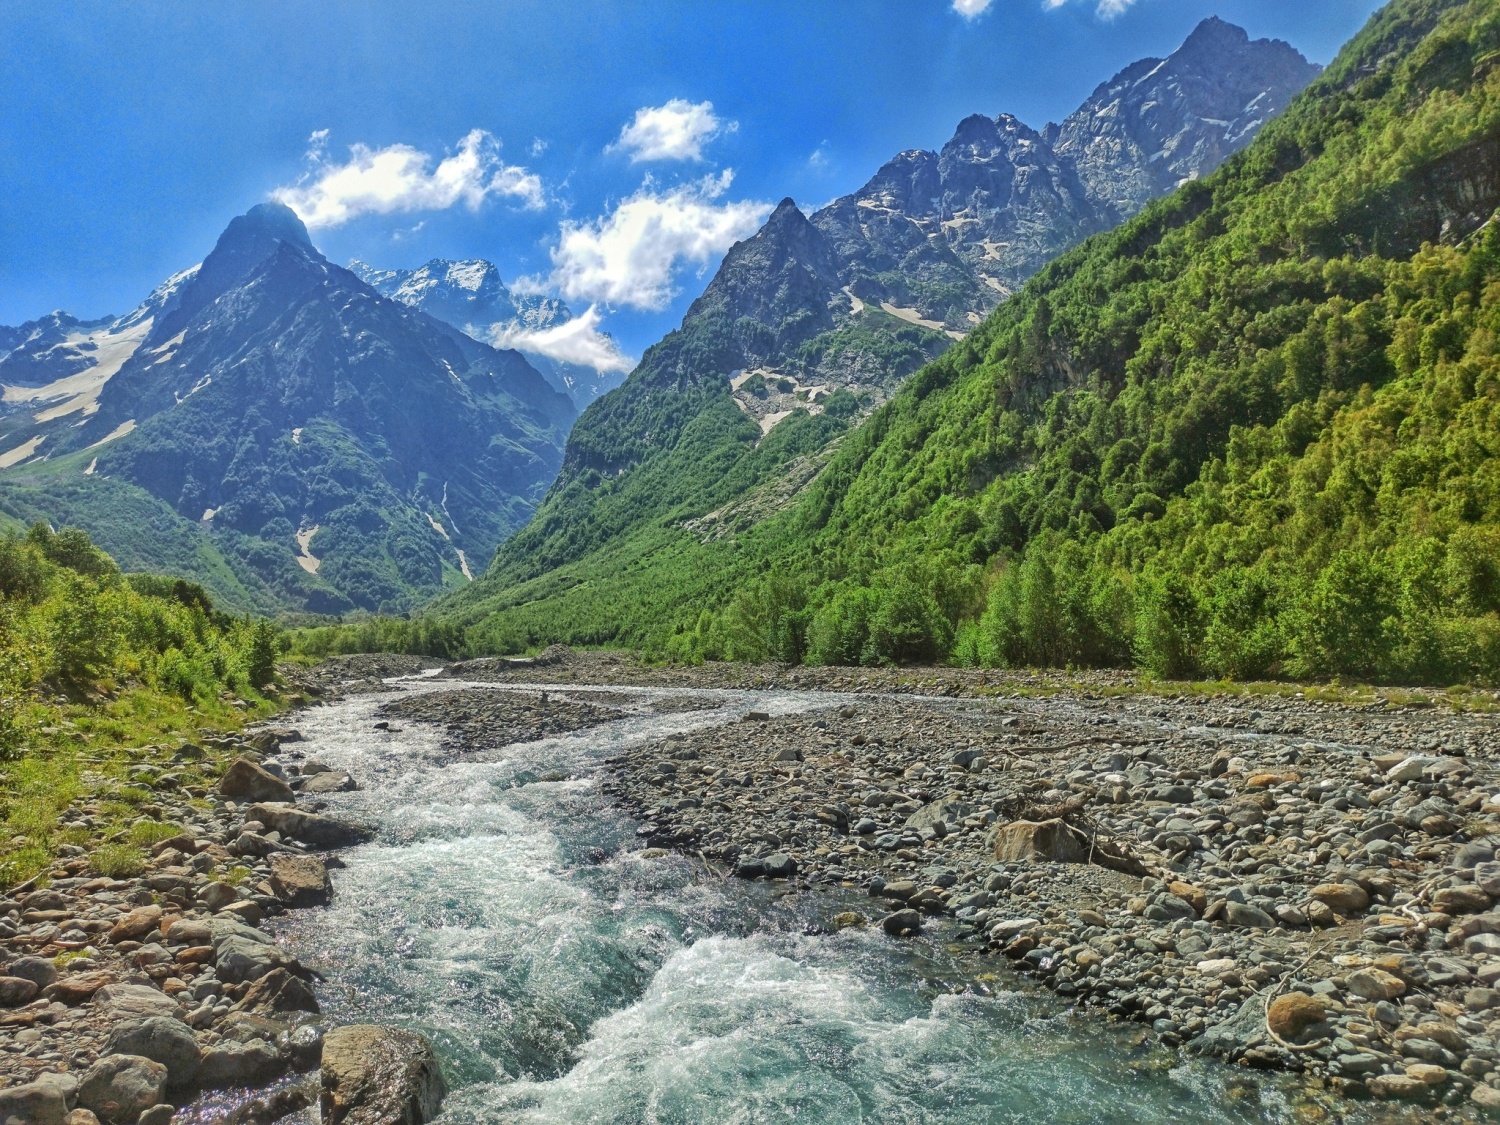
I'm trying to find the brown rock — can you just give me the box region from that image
[1367,1073,1425,1099]
[269,854,332,908]
[107,905,163,944]
[321,1025,446,1125]
[1433,885,1491,914]
[1348,968,1407,1001]
[0,975,40,1006]
[219,758,295,803]
[1246,772,1299,788]
[1267,992,1325,1040]
[43,971,116,1005]
[1168,882,1207,914]
[1310,883,1370,914]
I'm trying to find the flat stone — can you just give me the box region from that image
[1367,1073,1426,1098]
[246,803,375,848]
[106,905,162,944]
[93,983,182,1020]
[44,972,116,1006]
[299,771,355,794]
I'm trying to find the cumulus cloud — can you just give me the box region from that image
[952,0,994,17]
[608,99,735,163]
[490,304,635,375]
[1042,0,1138,17]
[548,172,770,310]
[273,129,543,229]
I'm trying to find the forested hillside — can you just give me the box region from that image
[325,0,1500,689]
[692,0,1500,684]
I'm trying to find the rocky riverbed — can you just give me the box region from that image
[8,648,1500,1123]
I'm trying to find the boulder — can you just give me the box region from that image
[1348,968,1407,1001]
[1434,885,1492,914]
[299,771,356,794]
[196,1039,283,1089]
[238,968,319,1014]
[761,854,797,879]
[0,975,39,1006]
[906,799,971,833]
[1310,883,1369,914]
[989,818,1145,875]
[106,905,163,944]
[92,984,181,1021]
[881,910,923,937]
[246,803,375,849]
[77,1056,167,1125]
[220,758,295,803]
[0,1073,77,1125]
[164,919,212,946]
[320,1025,446,1125]
[1224,902,1276,929]
[210,918,285,984]
[103,1017,201,1088]
[43,972,115,1006]
[1267,992,1325,1040]
[269,854,332,908]
[7,956,58,990]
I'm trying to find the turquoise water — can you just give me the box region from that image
[272,680,1344,1125]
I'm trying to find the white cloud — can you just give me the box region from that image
[273,129,543,229]
[952,0,994,17]
[490,304,635,375]
[1042,0,1138,17]
[548,172,771,310]
[608,99,735,163]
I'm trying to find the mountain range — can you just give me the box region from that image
[349,258,627,410]
[0,204,573,614]
[439,16,1322,648]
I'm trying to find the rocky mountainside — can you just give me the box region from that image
[351,258,626,410]
[0,204,574,614]
[441,18,1320,647]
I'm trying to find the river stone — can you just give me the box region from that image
[106,905,162,944]
[103,1017,200,1088]
[238,967,319,1014]
[299,771,356,794]
[7,955,58,990]
[881,910,923,937]
[246,803,375,848]
[0,1073,77,1125]
[906,799,972,832]
[269,854,332,907]
[211,919,284,984]
[1368,1073,1426,1098]
[761,853,797,879]
[989,818,1143,874]
[165,919,212,946]
[1267,992,1325,1039]
[136,1107,173,1125]
[1224,902,1275,929]
[44,971,115,1005]
[1310,883,1369,914]
[320,1025,446,1125]
[77,1056,167,1125]
[196,1039,282,1089]
[1348,968,1407,1001]
[1434,885,1492,914]
[0,974,39,1006]
[92,984,181,1020]
[220,758,295,803]
[1193,994,1267,1057]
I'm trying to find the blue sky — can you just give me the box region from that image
[1,0,1383,364]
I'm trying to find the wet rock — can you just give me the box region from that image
[77,1056,167,1125]
[135,1106,173,1125]
[881,910,923,937]
[299,771,356,794]
[210,918,284,984]
[0,1073,77,1125]
[103,1017,200,1088]
[246,803,375,849]
[219,759,296,803]
[269,854,332,907]
[320,1025,446,1125]
[761,854,798,879]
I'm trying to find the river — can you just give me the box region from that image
[263,675,1356,1124]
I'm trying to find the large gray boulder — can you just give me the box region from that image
[321,1025,446,1125]
[77,1056,167,1125]
[6,956,58,990]
[219,758,295,803]
[196,1038,283,1089]
[104,1017,201,1088]
[209,917,285,983]
[246,803,375,848]
[0,1073,77,1125]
